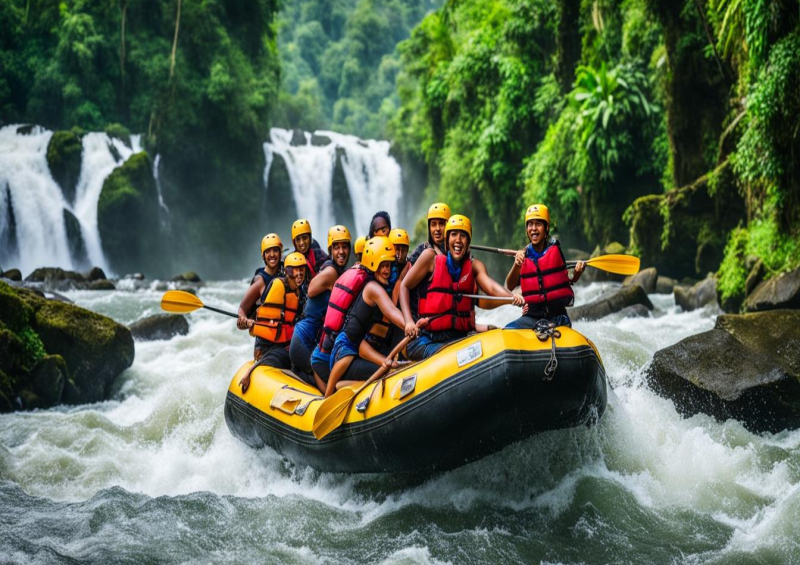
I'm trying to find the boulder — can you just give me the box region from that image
[46,130,83,204]
[656,276,677,294]
[569,285,654,321]
[290,128,306,146]
[25,267,85,284]
[674,277,717,311]
[97,152,162,277]
[86,267,107,281]
[623,267,658,294]
[170,271,202,283]
[743,268,800,312]
[745,258,766,296]
[618,304,651,318]
[0,280,134,410]
[88,280,116,290]
[647,310,800,433]
[310,133,332,146]
[129,314,189,341]
[34,298,134,404]
[1,268,22,282]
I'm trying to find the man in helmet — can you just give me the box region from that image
[400,214,524,360]
[238,252,308,392]
[408,202,450,266]
[290,225,351,391]
[237,233,284,325]
[504,204,585,329]
[324,237,427,396]
[291,219,328,279]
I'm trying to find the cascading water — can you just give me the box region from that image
[263,128,403,237]
[0,125,144,276]
[152,154,172,229]
[0,125,72,274]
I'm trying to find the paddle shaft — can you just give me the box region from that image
[204,305,239,318]
[471,244,517,257]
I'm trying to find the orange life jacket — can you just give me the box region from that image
[519,242,574,308]
[251,277,299,344]
[319,266,371,351]
[418,254,476,333]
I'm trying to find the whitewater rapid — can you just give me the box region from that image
[1,282,799,564]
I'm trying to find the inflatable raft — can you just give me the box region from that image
[224,327,607,473]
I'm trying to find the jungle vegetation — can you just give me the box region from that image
[0,0,798,306]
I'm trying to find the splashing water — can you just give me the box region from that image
[1,282,799,564]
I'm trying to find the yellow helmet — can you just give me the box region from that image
[445,214,472,241]
[389,228,410,247]
[260,233,283,255]
[525,204,550,227]
[291,219,312,241]
[427,202,451,222]
[284,252,307,269]
[327,225,351,249]
[362,237,395,273]
[354,236,366,255]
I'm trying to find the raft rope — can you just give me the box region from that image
[534,319,561,381]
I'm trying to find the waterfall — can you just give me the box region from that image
[0,125,72,274]
[153,154,172,229]
[263,128,403,238]
[72,133,140,272]
[0,125,144,276]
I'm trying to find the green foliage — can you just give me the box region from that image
[276,0,438,137]
[717,217,800,306]
[570,62,657,180]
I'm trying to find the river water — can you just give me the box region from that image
[1,282,799,564]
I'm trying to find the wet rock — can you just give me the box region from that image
[623,267,658,294]
[87,267,107,281]
[674,277,717,311]
[25,267,85,284]
[618,304,651,318]
[745,259,765,296]
[290,128,306,146]
[0,280,134,411]
[46,130,83,205]
[63,209,87,265]
[743,268,800,313]
[35,298,134,404]
[170,271,202,283]
[648,310,800,433]
[88,280,116,291]
[570,285,653,321]
[311,133,332,146]
[656,276,677,294]
[129,314,189,341]
[1,268,22,281]
[16,124,35,135]
[30,355,67,406]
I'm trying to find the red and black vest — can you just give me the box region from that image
[519,243,574,309]
[418,254,476,333]
[318,266,371,351]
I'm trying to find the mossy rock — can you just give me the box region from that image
[46,130,83,205]
[33,299,134,404]
[30,354,67,406]
[104,123,132,148]
[1,268,22,281]
[98,151,161,277]
[170,271,202,283]
[0,280,34,332]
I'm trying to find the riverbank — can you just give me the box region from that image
[1,282,798,563]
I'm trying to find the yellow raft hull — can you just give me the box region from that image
[224,327,606,473]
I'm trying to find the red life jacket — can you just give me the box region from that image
[519,243,574,308]
[305,249,317,278]
[418,254,476,333]
[318,266,371,351]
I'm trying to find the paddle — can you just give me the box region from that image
[160,290,238,318]
[472,244,640,276]
[312,335,411,440]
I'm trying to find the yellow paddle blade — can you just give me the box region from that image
[586,254,641,276]
[312,387,357,439]
[161,290,204,314]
